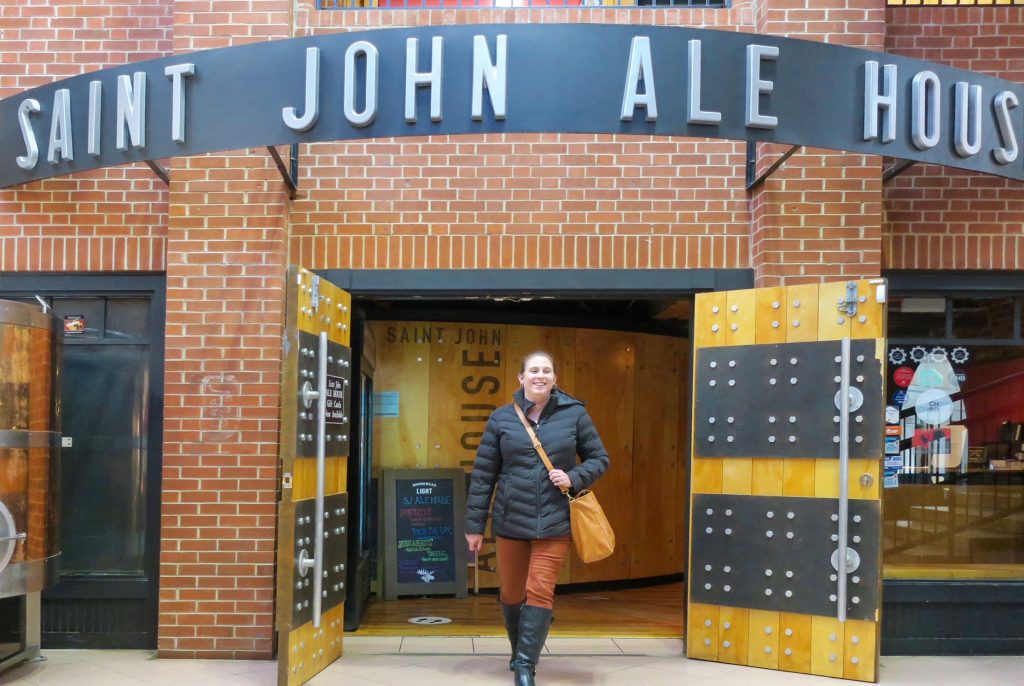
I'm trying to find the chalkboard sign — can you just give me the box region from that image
[382,468,467,600]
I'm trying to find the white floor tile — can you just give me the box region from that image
[319,654,413,677]
[544,638,623,655]
[341,636,404,654]
[472,637,513,655]
[612,638,685,656]
[0,643,1019,686]
[399,637,475,654]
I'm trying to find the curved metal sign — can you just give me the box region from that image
[2,23,1023,188]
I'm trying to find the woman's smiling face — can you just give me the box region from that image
[519,354,556,402]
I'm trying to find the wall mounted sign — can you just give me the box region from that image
[63,315,84,334]
[2,24,1024,189]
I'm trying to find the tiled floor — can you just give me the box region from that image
[1,637,1022,686]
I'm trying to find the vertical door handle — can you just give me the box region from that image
[311,331,328,627]
[298,331,329,627]
[835,336,851,622]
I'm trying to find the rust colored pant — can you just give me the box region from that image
[496,535,571,610]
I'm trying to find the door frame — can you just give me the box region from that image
[324,267,751,635]
[0,273,166,649]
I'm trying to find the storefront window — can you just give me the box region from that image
[883,296,1024,580]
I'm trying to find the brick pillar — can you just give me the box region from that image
[750,0,886,287]
[159,1,294,659]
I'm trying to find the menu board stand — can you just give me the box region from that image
[382,468,468,600]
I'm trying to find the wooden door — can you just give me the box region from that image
[687,280,886,682]
[275,267,352,686]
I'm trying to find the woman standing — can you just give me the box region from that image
[465,351,610,686]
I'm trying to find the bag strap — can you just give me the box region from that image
[513,402,569,495]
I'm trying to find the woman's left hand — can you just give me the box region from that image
[549,469,571,489]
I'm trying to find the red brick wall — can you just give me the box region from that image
[158,0,294,660]
[0,0,172,272]
[292,135,750,270]
[884,7,1024,271]
[750,0,887,286]
[751,145,884,284]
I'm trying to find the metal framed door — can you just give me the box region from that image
[0,276,165,649]
[275,267,352,686]
[687,279,887,682]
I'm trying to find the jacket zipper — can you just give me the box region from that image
[534,417,543,538]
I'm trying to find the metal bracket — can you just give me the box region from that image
[310,274,320,312]
[840,281,859,317]
[144,159,169,186]
[883,158,916,183]
[746,141,802,191]
[267,143,300,198]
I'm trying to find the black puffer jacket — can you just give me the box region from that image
[465,387,610,540]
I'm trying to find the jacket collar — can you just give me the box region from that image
[513,387,583,415]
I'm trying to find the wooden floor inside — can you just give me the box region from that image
[351,581,685,638]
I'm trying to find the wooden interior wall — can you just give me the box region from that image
[370,321,689,586]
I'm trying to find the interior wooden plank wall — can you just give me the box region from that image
[369,321,689,586]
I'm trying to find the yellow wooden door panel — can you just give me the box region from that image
[690,280,885,683]
[427,324,507,468]
[571,330,635,582]
[755,286,788,345]
[276,267,352,686]
[747,609,780,670]
[817,281,854,342]
[725,288,757,346]
[782,458,816,497]
[814,459,841,499]
[370,322,430,470]
[428,333,476,468]
[720,289,754,497]
[778,613,812,673]
[717,606,749,665]
[282,604,345,685]
[751,459,785,496]
[844,619,878,681]
[691,457,723,495]
[784,283,821,498]
[631,333,686,578]
[852,279,886,340]
[676,343,691,577]
[785,283,819,343]
[691,294,725,494]
[722,459,753,495]
[694,291,728,349]
[751,286,787,495]
[810,615,846,678]
[686,603,719,661]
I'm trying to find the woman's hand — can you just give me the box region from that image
[466,533,484,552]
[549,469,571,489]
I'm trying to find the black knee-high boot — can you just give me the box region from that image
[499,599,523,671]
[512,605,553,686]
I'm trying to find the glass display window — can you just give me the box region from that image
[884,295,1024,580]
